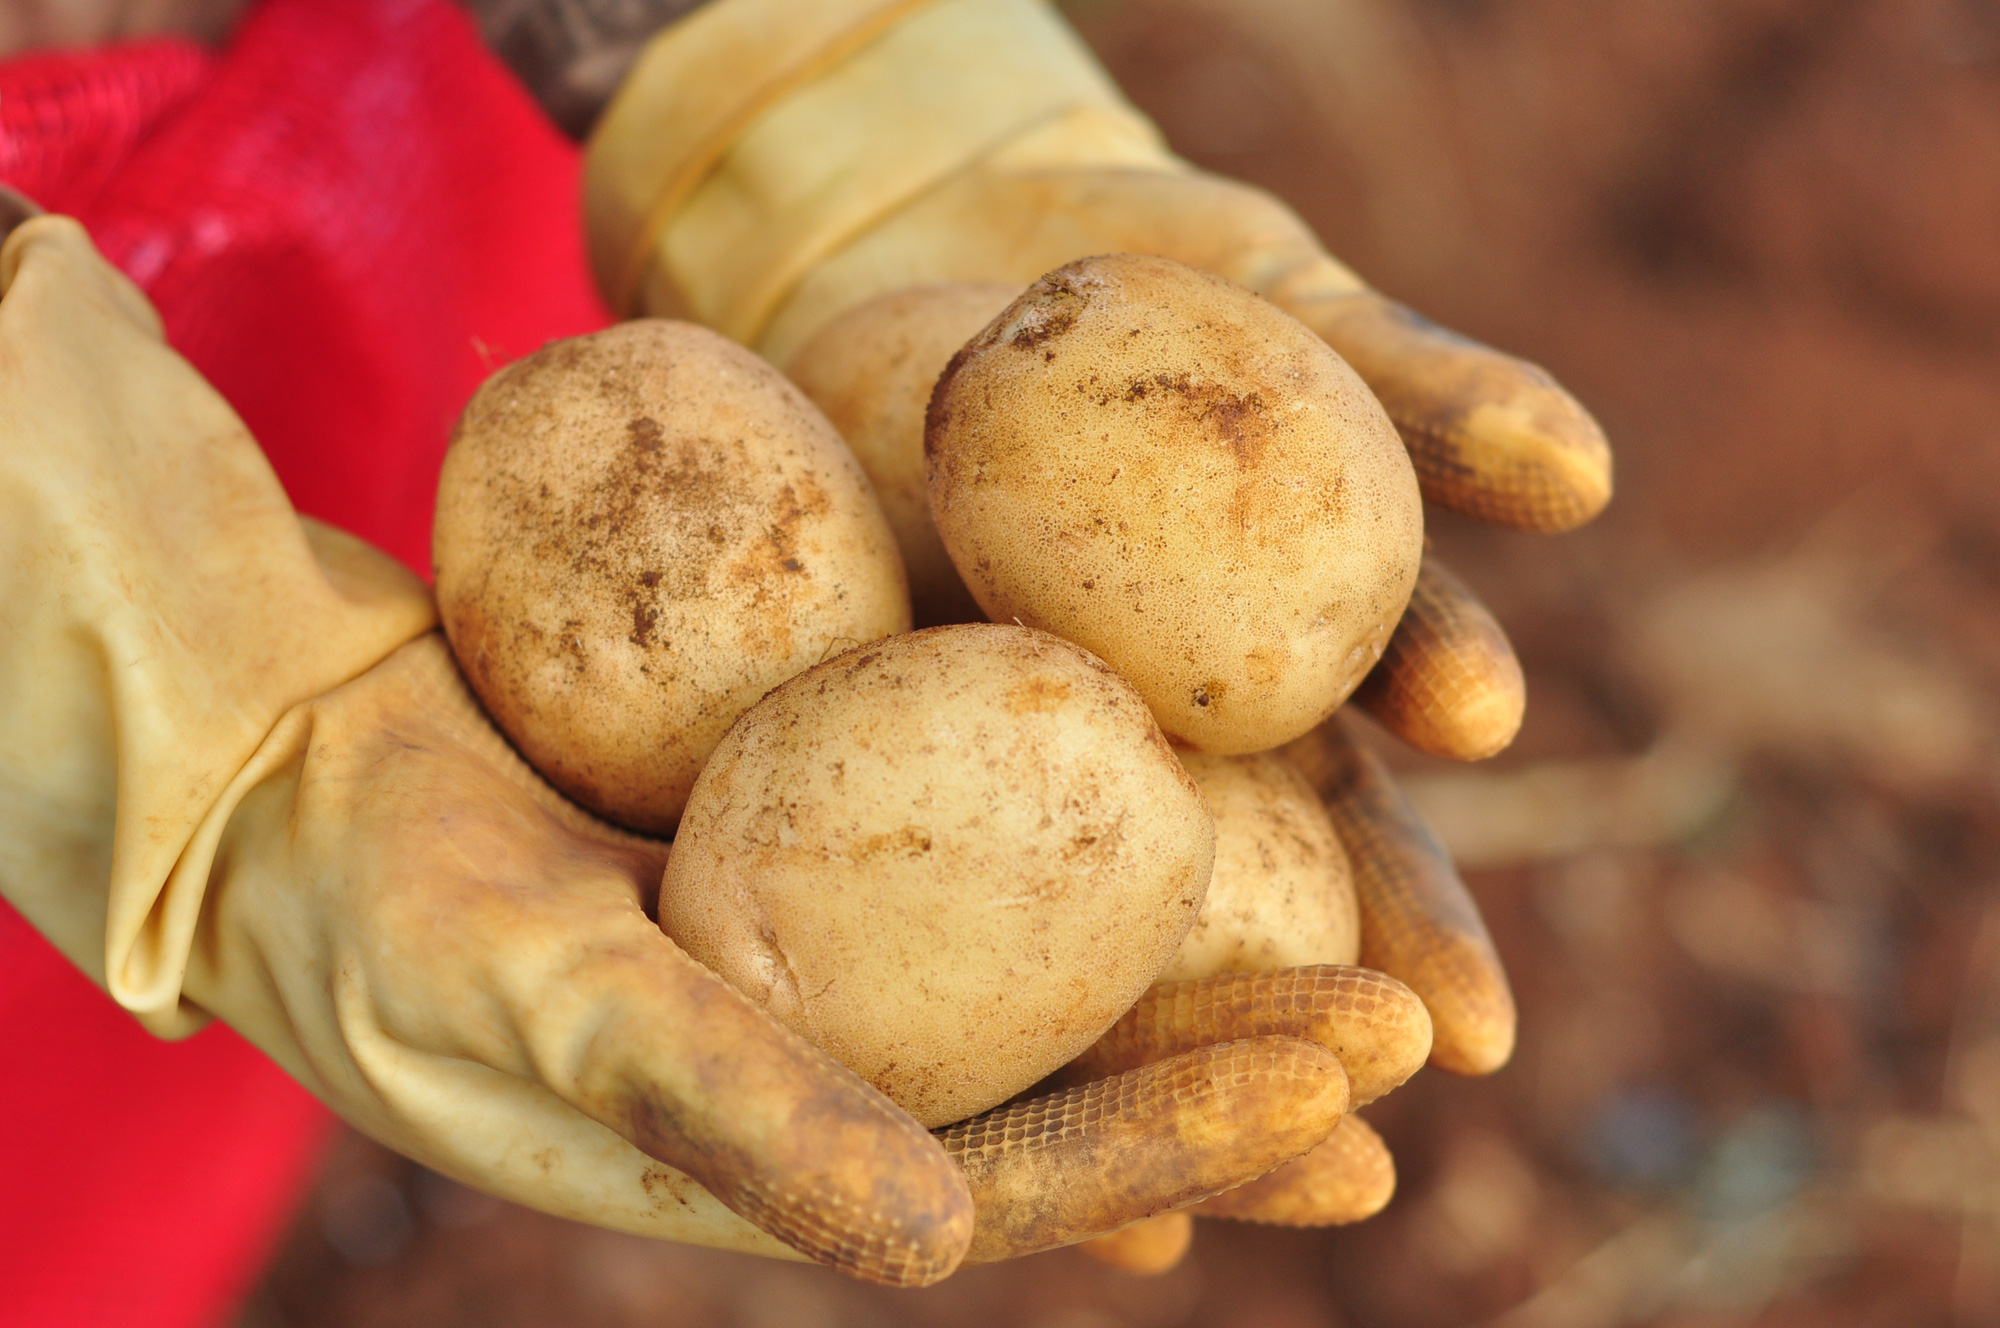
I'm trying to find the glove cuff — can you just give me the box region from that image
[0,217,436,1034]
[585,0,1171,340]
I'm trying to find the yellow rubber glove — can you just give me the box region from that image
[583,0,1610,534]
[0,211,974,1287]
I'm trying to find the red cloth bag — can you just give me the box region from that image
[0,2,609,1323]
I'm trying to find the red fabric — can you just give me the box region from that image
[0,3,611,1325]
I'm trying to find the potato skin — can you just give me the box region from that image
[661,623,1215,1128]
[433,320,909,834]
[787,283,1017,628]
[927,254,1424,754]
[1159,752,1360,983]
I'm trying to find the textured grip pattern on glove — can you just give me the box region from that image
[1290,723,1518,1075]
[1064,965,1432,1107]
[1355,554,1526,763]
[1277,290,1613,533]
[717,1163,967,1287]
[1195,1112,1395,1226]
[942,1035,1348,1263]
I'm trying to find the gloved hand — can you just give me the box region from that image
[580,0,1610,537]
[0,208,975,1286]
[569,0,1614,1257]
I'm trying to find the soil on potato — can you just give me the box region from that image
[240,3,2000,1325]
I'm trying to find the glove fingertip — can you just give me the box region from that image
[710,1090,975,1286]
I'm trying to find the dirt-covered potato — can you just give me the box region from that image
[661,623,1215,1128]
[927,253,1424,754]
[433,320,909,834]
[787,282,1017,628]
[1159,751,1360,983]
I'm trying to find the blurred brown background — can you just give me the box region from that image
[240,2,2000,1324]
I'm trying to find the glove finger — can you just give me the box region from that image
[886,168,1611,534]
[763,162,1610,534]
[1274,287,1612,533]
[1354,554,1525,762]
[1077,1211,1195,1275]
[1195,1113,1395,1226]
[1285,719,1517,1075]
[542,931,976,1285]
[1061,966,1430,1108]
[945,1036,1348,1263]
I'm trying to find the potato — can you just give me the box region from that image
[661,623,1214,1127]
[433,320,909,834]
[787,282,1017,628]
[927,253,1424,754]
[1159,751,1359,983]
